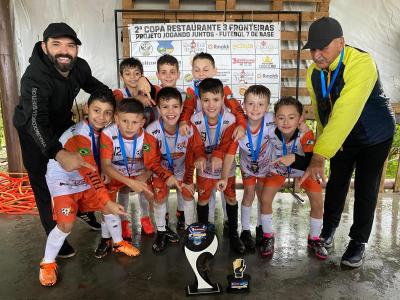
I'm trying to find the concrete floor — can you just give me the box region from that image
[0,191,400,299]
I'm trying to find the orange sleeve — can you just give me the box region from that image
[113,89,124,101]
[99,132,114,160]
[227,140,239,155]
[183,126,205,184]
[300,130,316,153]
[143,133,173,182]
[64,135,110,208]
[212,123,235,160]
[223,86,246,129]
[179,88,196,123]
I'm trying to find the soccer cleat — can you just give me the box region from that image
[240,230,256,251]
[308,236,328,259]
[113,240,140,257]
[165,225,180,243]
[255,225,263,246]
[341,240,365,268]
[260,235,274,257]
[152,231,167,253]
[39,261,58,287]
[230,233,246,254]
[57,240,76,259]
[176,210,185,230]
[121,220,132,241]
[94,238,112,259]
[77,211,101,230]
[320,227,336,249]
[140,216,155,235]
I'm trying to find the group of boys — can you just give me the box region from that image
[39,51,328,287]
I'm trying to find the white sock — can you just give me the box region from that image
[261,214,273,234]
[154,202,167,232]
[104,214,123,244]
[310,217,323,239]
[221,192,227,221]
[183,200,195,228]
[43,225,70,263]
[257,201,261,226]
[101,221,111,238]
[117,192,130,221]
[177,190,185,211]
[139,193,150,217]
[208,190,216,223]
[241,204,251,231]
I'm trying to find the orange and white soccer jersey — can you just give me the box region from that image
[100,123,147,177]
[113,87,131,101]
[46,121,97,197]
[144,119,203,182]
[269,128,316,178]
[236,112,275,178]
[180,84,246,129]
[190,110,237,179]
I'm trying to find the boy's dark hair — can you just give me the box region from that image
[199,78,224,98]
[192,52,215,68]
[157,54,179,72]
[119,57,143,75]
[88,90,116,110]
[274,96,303,115]
[156,87,182,106]
[116,98,145,115]
[244,85,271,104]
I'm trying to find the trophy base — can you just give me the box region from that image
[186,283,222,296]
[226,274,251,293]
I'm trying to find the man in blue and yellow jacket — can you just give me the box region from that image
[300,17,395,268]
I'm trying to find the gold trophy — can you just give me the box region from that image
[227,258,251,293]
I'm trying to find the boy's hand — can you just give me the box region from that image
[272,154,295,167]
[211,157,222,173]
[101,173,110,184]
[137,77,156,106]
[194,157,206,173]
[56,149,96,172]
[181,183,195,196]
[232,125,245,142]
[179,122,190,136]
[136,94,155,107]
[216,178,228,192]
[127,179,154,198]
[166,175,182,192]
[298,121,311,133]
[104,201,130,217]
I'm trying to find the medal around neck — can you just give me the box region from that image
[227,258,251,293]
[184,222,221,295]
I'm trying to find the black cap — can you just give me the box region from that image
[43,22,82,45]
[302,17,343,50]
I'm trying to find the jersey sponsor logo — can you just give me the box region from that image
[305,139,315,145]
[152,129,161,135]
[61,207,72,216]
[143,144,150,152]
[100,143,108,149]
[200,132,206,142]
[79,147,90,156]
[195,120,202,125]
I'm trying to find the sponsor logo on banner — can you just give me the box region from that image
[184,73,193,83]
[157,41,174,54]
[233,70,254,84]
[259,56,277,69]
[239,86,248,96]
[139,42,153,56]
[208,43,230,51]
[232,57,256,67]
[232,42,254,50]
[183,40,206,54]
[256,40,279,52]
[256,71,279,82]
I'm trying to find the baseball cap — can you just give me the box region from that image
[43,22,82,45]
[302,17,343,50]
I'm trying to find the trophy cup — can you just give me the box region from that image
[184,223,221,296]
[227,258,251,293]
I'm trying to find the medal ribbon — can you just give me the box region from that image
[204,112,222,151]
[118,129,137,177]
[160,120,178,170]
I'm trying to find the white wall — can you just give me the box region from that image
[11,0,400,103]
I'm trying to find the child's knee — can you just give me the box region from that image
[57,222,73,233]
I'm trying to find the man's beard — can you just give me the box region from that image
[47,53,77,72]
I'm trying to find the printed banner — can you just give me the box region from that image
[129,22,281,103]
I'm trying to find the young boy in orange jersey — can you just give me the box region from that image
[96,98,155,257]
[179,52,247,229]
[144,87,204,252]
[191,78,246,254]
[113,57,156,238]
[217,85,275,252]
[260,97,327,259]
[40,91,139,287]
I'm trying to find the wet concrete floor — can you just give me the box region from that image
[0,191,400,299]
